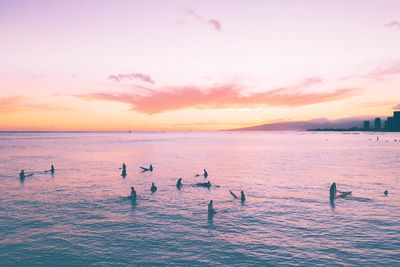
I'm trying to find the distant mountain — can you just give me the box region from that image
[230,116,379,131]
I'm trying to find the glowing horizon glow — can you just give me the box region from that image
[1,0,400,130]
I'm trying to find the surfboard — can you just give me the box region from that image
[336,191,352,198]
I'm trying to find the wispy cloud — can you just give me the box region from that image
[184,9,222,32]
[369,63,400,77]
[108,73,155,84]
[341,61,400,81]
[384,21,400,29]
[0,96,26,112]
[78,81,359,114]
[0,96,73,113]
[394,104,400,110]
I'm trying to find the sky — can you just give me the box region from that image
[1,0,400,131]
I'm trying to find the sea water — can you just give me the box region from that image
[0,131,399,266]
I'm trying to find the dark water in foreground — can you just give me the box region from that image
[0,131,399,266]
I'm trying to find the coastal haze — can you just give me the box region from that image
[1,131,399,266]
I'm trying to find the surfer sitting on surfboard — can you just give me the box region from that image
[45,165,55,174]
[195,169,208,178]
[230,190,246,203]
[330,182,351,199]
[19,170,34,180]
[140,164,153,172]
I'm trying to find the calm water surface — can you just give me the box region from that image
[0,131,399,266]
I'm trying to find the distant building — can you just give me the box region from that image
[387,117,394,131]
[384,111,400,131]
[363,120,370,131]
[374,118,381,131]
[394,111,400,131]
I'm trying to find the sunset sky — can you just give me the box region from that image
[1,0,400,130]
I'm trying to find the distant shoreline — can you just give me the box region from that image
[307,128,400,132]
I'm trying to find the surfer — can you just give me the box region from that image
[140,164,153,172]
[176,178,182,189]
[241,191,246,203]
[19,170,25,180]
[208,200,216,214]
[196,181,211,188]
[50,164,55,174]
[151,182,157,193]
[329,182,337,199]
[384,190,388,196]
[19,170,33,179]
[121,163,127,177]
[203,169,208,178]
[129,186,137,201]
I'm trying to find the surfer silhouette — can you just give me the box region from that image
[151,182,157,193]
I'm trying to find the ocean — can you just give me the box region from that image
[0,131,399,266]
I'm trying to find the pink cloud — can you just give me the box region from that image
[208,19,221,31]
[78,81,359,114]
[186,9,203,21]
[109,73,154,84]
[184,9,222,32]
[394,104,400,110]
[0,96,26,112]
[370,63,400,77]
[384,21,400,29]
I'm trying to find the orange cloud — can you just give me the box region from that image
[0,96,73,113]
[78,82,360,114]
[0,96,27,112]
